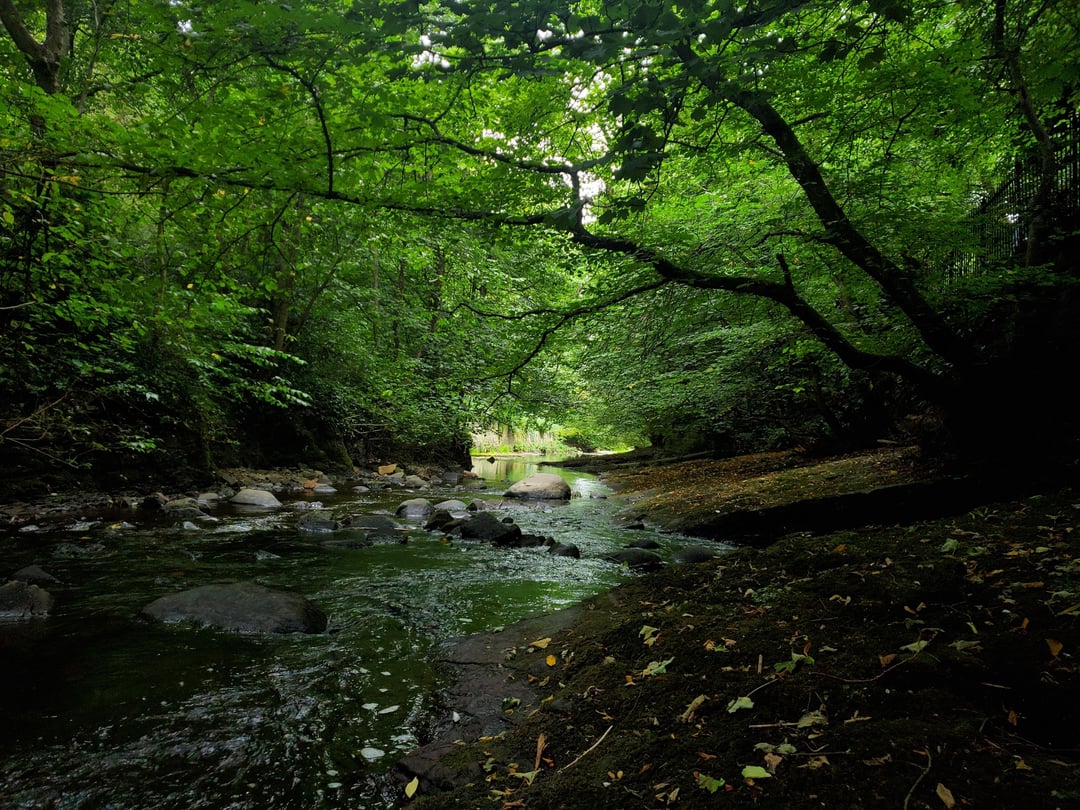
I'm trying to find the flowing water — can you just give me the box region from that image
[0,457,725,809]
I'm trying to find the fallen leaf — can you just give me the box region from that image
[727,695,754,713]
[679,694,708,723]
[509,770,539,786]
[530,637,552,649]
[694,771,726,793]
[534,733,547,770]
[545,654,557,667]
[880,653,898,668]
[797,709,828,728]
[936,782,956,808]
[404,776,419,798]
[1046,638,1064,657]
[900,639,930,653]
[797,755,830,770]
[763,752,783,772]
[639,625,660,646]
[741,765,772,780]
[642,657,674,677]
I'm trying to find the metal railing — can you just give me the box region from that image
[946,115,1079,280]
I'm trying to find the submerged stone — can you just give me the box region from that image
[141,582,326,634]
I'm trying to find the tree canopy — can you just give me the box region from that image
[1,0,1077,488]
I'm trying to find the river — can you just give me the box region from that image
[0,457,725,809]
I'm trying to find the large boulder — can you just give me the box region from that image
[504,473,571,500]
[0,580,54,618]
[141,582,327,634]
[460,512,523,546]
[230,488,282,508]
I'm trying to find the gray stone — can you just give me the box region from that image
[505,473,571,500]
[604,548,663,571]
[548,542,581,558]
[164,497,202,511]
[297,512,341,533]
[0,580,54,618]
[230,488,282,508]
[460,511,523,546]
[141,582,326,634]
[396,498,434,518]
[672,545,723,564]
[346,514,399,532]
[12,565,59,585]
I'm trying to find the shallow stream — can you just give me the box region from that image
[0,457,724,809]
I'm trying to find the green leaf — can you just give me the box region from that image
[696,772,726,793]
[641,657,674,676]
[727,695,754,713]
[741,765,772,780]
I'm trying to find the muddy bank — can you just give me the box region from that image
[397,451,1080,809]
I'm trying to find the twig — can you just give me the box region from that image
[811,630,938,684]
[558,725,612,773]
[902,748,932,810]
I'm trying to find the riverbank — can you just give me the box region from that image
[400,448,1080,809]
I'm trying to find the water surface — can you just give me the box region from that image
[0,457,725,809]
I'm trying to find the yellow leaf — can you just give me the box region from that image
[530,637,552,649]
[935,782,956,808]
[534,732,547,770]
[545,654,557,667]
[679,694,708,723]
[404,776,419,798]
[1046,638,1064,657]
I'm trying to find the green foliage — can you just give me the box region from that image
[1,0,1077,484]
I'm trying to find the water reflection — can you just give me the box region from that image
[0,456,727,809]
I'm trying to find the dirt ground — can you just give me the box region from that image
[402,448,1080,809]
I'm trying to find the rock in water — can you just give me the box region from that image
[460,511,523,546]
[603,548,663,571]
[396,498,434,518]
[672,545,723,564]
[504,473,571,500]
[229,488,282,508]
[141,582,326,634]
[0,580,54,618]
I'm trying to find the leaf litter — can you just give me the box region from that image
[407,452,1080,808]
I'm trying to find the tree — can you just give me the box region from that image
[365,0,1079,461]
